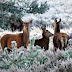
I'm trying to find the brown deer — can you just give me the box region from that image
[53,18,69,51]
[34,26,53,50]
[0,20,32,51]
[26,26,53,50]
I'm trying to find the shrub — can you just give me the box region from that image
[27,0,49,14]
[0,0,23,30]
[0,38,48,71]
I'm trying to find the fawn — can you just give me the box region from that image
[53,18,69,51]
[0,20,32,51]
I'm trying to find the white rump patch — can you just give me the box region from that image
[61,38,64,48]
[65,37,67,45]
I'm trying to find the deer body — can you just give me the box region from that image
[53,19,69,51]
[34,26,53,50]
[34,37,49,50]
[0,20,32,51]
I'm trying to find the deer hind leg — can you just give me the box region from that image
[1,41,7,51]
[65,37,68,47]
[63,37,68,50]
[53,46,57,55]
[60,38,64,50]
[7,40,12,51]
[45,44,49,51]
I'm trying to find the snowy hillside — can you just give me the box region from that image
[0,0,72,72]
[21,0,72,28]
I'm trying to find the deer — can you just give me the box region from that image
[0,20,32,51]
[26,26,53,50]
[53,18,69,52]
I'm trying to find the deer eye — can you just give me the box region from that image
[26,26,28,30]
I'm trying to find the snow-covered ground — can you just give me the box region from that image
[0,0,72,72]
[0,0,72,60]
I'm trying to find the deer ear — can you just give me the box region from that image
[29,20,32,24]
[41,26,46,30]
[55,18,57,23]
[44,26,46,28]
[41,27,44,30]
[59,18,61,22]
[44,26,46,29]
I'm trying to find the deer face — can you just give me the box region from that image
[23,20,32,32]
[41,26,53,38]
[46,30,53,37]
[41,26,46,32]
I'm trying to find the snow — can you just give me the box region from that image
[0,0,72,72]
[20,0,72,30]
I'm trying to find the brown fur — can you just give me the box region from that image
[53,18,69,51]
[34,38,49,50]
[34,26,53,50]
[0,20,32,51]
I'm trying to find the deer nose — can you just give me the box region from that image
[26,27,28,31]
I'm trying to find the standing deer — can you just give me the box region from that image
[53,18,69,51]
[0,20,32,51]
[26,26,53,50]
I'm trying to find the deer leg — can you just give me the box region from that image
[53,46,56,54]
[1,41,6,51]
[64,37,68,48]
[60,38,64,50]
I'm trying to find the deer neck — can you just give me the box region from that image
[23,26,29,45]
[54,25,60,34]
[42,31,48,39]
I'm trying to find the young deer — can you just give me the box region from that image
[34,26,53,50]
[0,20,32,51]
[53,18,69,51]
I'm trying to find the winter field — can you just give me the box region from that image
[0,0,72,72]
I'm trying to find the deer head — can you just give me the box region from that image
[41,26,53,38]
[23,20,32,32]
[54,18,61,34]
